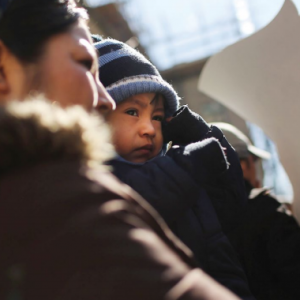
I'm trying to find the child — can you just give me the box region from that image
[94,37,254,300]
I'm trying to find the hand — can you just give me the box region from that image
[167,138,229,185]
[163,105,210,145]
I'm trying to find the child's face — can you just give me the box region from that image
[106,93,165,163]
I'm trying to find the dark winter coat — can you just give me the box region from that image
[0,99,240,300]
[163,105,248,234]
[110,154,254,300]
[110,105,254,299]
[228,180,300,300]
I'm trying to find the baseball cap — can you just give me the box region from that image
[211,122,271,160]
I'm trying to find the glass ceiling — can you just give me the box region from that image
[85,0,300,70]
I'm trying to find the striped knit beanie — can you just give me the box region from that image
[94,38,180,117]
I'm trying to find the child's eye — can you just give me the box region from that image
[126,109,138,117]
[153,115,164,122]
[79,59,93,71]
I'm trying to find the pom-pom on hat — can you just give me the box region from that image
[94,37,180,117]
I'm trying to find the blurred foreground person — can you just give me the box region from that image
[0,0,240,299]
[214,122,300,300]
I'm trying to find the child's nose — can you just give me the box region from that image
[140,120,156,137]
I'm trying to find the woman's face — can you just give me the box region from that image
[8,21,115,112]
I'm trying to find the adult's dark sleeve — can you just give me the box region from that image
[228,191,300,300]
[267,205,300,300]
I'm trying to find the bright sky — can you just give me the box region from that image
[85,0,300,69]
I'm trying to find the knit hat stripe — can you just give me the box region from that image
[98,48,157,70]
[106,75,170,90]
[99,56,159,87]
[98,50,132,68]
[95,43,124,57]
[94,39,123,50]
[95,39,150,67]
[94,38,180,117]
[106,76,179,118]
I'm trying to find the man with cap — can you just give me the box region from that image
[213,122,300,300]
[211,123,271,191]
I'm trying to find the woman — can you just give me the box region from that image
[0,0,114,111]
[0,1,239,299]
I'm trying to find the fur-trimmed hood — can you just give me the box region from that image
[0,97,115,174]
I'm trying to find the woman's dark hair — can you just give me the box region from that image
[0,0,88,63]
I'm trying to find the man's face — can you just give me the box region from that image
[106,93,165,163]
[240,154,261,188]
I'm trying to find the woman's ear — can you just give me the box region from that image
[0,41,11,96]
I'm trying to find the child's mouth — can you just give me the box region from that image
[135,144,153,154]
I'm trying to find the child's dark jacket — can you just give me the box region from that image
[163,105,248,234]
[110,136,254,299]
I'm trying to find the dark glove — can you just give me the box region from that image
[163,105,210,145]
[167,137,229,185]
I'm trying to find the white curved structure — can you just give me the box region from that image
[199,0,300,220]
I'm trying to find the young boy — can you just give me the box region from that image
[94,37,254,300]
